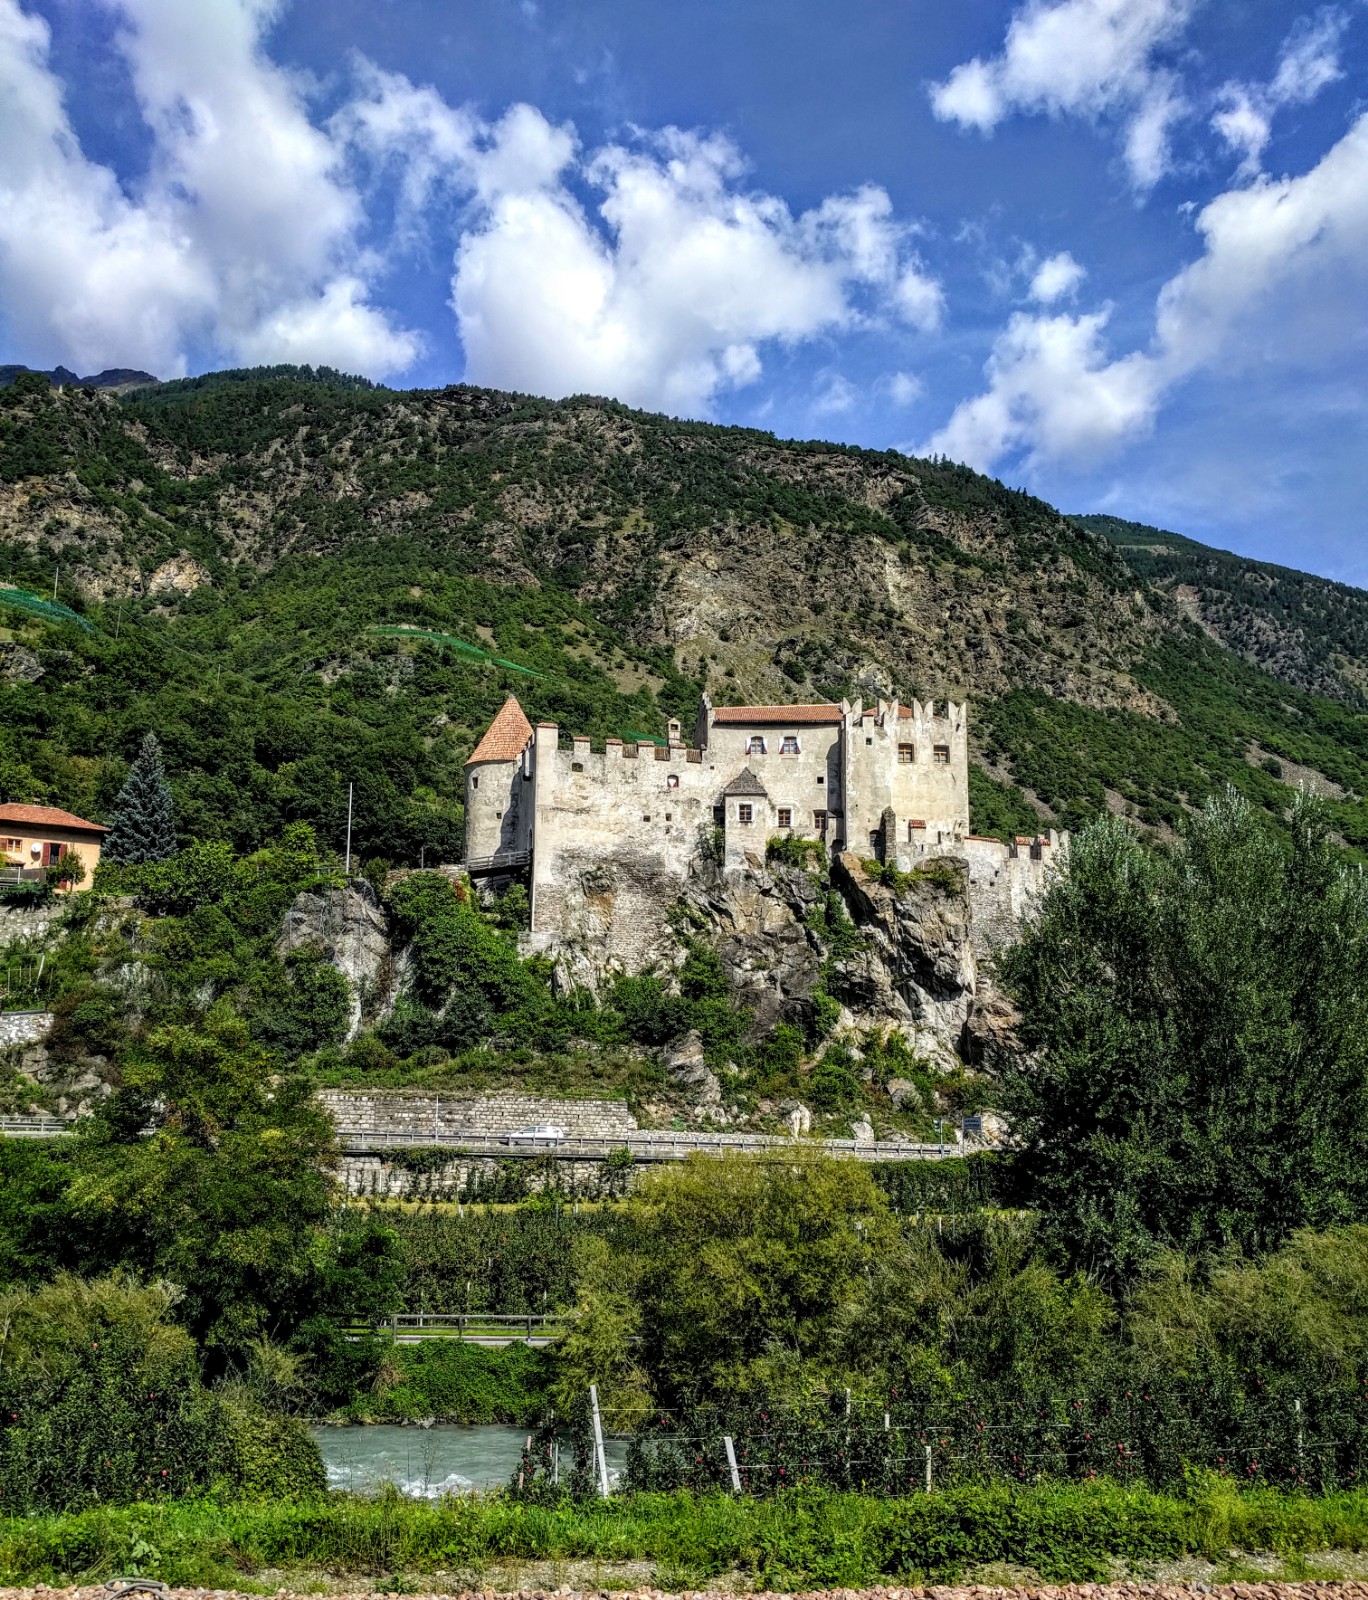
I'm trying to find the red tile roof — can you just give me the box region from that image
[0,803,107,833]
[467,696,534,765]
[712,704,843,726]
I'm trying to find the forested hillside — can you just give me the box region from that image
[2,365,1368,854]
[1079,512,1368,707]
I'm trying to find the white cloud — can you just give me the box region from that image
[929,0,1193,189]
[1212,9,1346,178]
[343,72,945,414]
[887,371,924,406]
[813,374,857,415]
[1029,250,1087,303]
[924,112,1368,470]
[0,0,418,377]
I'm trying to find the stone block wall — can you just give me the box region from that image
[339,1152,629,1199]
[0,1010,53,1048]
[318,1090,639,1140]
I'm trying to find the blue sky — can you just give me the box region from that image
[2,1,1366,581]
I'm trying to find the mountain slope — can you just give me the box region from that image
[1077,512,1368,705]
[2,366,1368,858]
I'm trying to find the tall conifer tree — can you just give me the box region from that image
[105,732,177,865]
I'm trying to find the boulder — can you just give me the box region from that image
[776,1097,812,1136]
[850,1116,875,1142]
[886,1077,923,1112]
[666,1029,722,1105]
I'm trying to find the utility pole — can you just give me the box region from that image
[589,1385,610,1496]
[344,783,354,875]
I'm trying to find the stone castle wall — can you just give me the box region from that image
[963,833,1067,956]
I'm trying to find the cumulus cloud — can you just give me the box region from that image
[887,371,924,406]
[0,0,419,377]
[929,0,1193,189]
[344,70,945,414]
[1028,251,1087,303]
[923,112,1368,470]
[1212,8,1347,177]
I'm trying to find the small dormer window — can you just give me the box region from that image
[933,744,950,765]
[780,736,800,755]
[898,744,915,764]
[738,803,753,824]
[747,736,767,755]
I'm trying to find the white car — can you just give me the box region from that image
[500,1123,567,1145]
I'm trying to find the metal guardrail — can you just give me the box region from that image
[343,1312,569,1346]
[335,1127,953,1162]
[0,1114,72,1137]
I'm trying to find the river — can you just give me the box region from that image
[312,1423,628,1497]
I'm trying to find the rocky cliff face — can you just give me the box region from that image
[681,848,1013,1076]
[276,879,401,1041]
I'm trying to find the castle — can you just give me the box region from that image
[464,693,1063,971]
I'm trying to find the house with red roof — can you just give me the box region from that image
[0,802,108,891]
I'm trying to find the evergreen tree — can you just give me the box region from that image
[104,732,177,865]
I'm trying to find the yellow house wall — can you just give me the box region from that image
[0,824,103,891]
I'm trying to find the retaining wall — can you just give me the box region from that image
[339,1152,629,1200]
[318,1091,638,1141]
[0,1010,52,1048]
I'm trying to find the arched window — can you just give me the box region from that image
[666,773,679,788]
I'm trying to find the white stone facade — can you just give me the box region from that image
[465,693,1064,975]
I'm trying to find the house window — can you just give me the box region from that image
[747,736,767,755]
[814,809,828,832]
[933,744,950,765]
[0,837,21,853]
[780,735,800,755]
[738,804,753,824]
[898,744,915,764]
[777,808,792,827]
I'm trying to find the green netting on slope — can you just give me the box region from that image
[0,587,96,632]
[367,625,543,677]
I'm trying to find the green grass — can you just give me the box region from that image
[9,1480,1368,1591]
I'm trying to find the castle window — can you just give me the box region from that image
[814,809,828,832]
[738,804,753,824]
[572,761,584,772]
[816,775,824,785]
[471,776,479,789]
[898,744,915,764]
[778,808,792,827]
[747,736,767,755]
[780,735,800,755]
[866,737,873,746]
[642,814,651,822]
[933,744,950,765]
[665,813,672,822]
[666,774,679,788]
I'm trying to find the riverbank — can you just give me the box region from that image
[10,1482,1368,1591]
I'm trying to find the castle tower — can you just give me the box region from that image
[463,695,534,863]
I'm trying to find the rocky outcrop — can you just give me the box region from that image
[277,880,396,1041]
[827,853,978,1072]
[146,554,210,597]
[683,857,826,1037]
